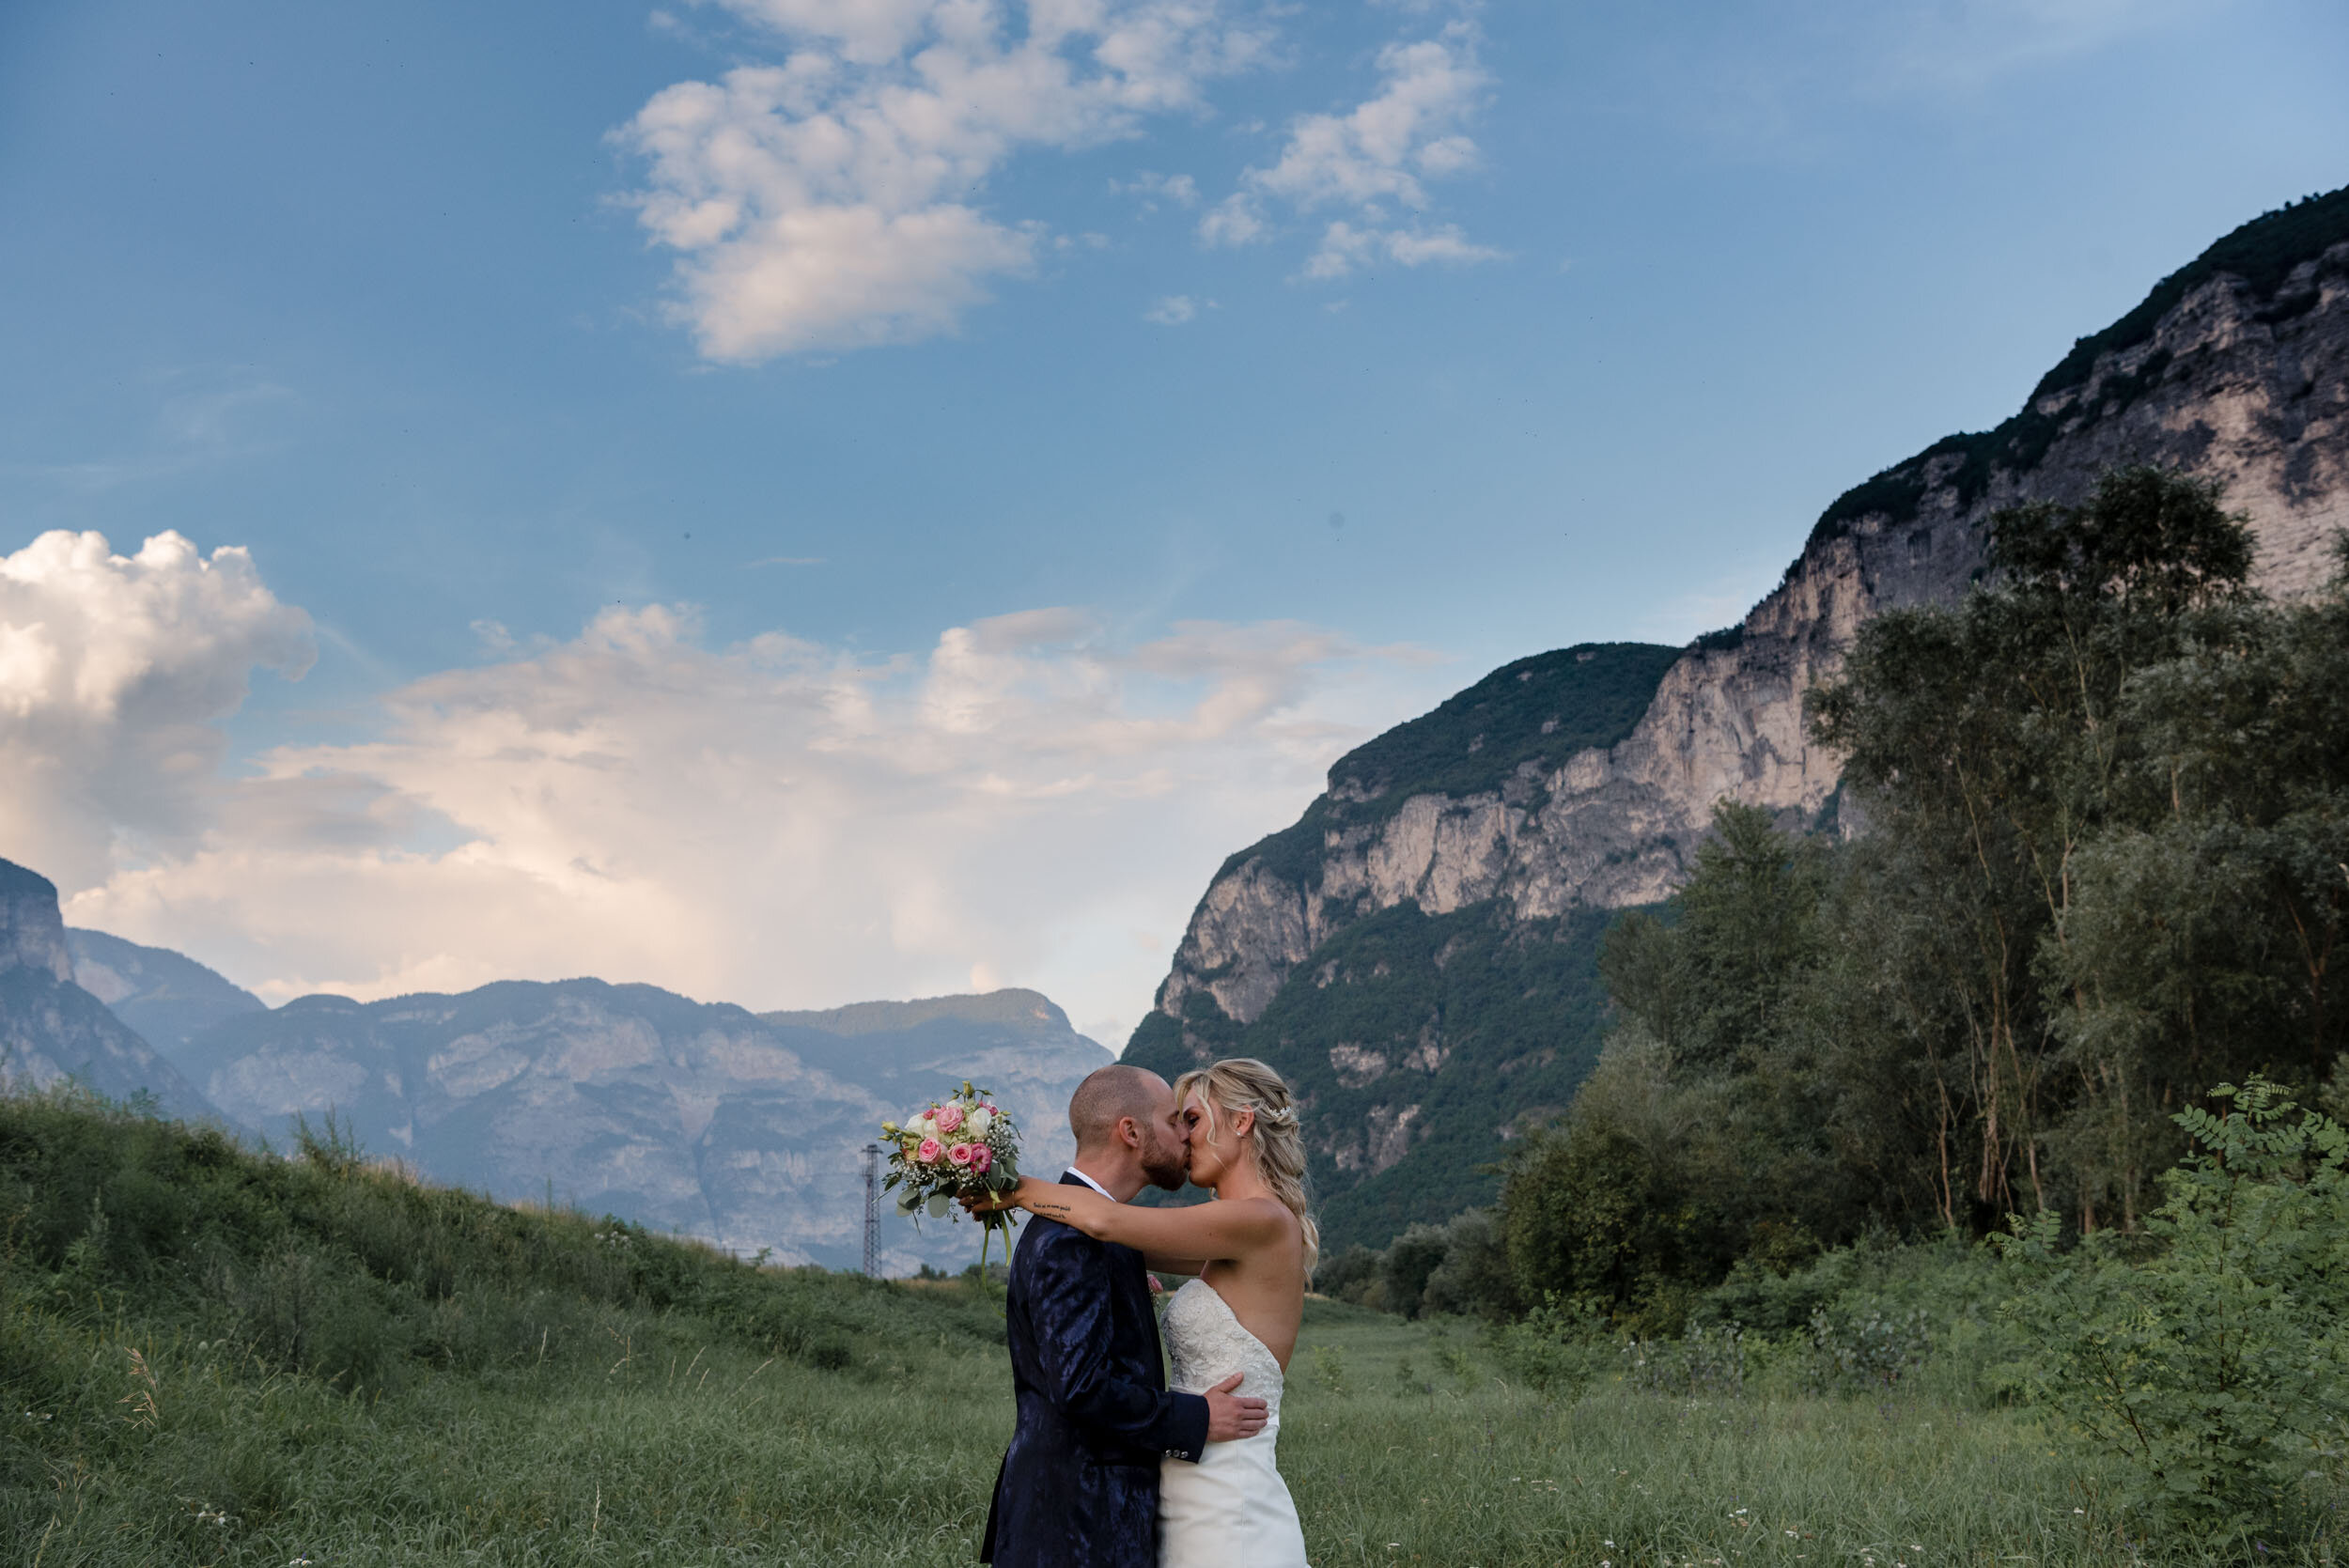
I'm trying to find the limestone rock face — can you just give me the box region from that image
[173,980,1110,1273]
[0,859,75,986]
[1128,202,2349,1252]
[0,859,218,1122]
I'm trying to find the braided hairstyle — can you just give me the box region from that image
[1173,1057,1319,1269]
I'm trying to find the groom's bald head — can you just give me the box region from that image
[1068,1063,1172,1152]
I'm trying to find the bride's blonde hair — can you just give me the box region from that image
[1173,1057,1318,1269]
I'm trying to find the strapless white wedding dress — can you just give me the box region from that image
[1159,1279,1308,1567]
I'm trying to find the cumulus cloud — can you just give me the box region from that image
[619,0,1271,359]
[1143,294,1200,323]
[34,537,1439,1041]
[0,530,314,893]
[1201,18,1501,278]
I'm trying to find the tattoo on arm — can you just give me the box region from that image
[1031,1200,1072,1218]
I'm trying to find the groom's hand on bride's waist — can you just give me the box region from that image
[1203,1373,1268,1442]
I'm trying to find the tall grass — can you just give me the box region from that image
[3,1094,2336,1565]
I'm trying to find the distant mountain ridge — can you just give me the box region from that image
[65,927,266,1058]
[158,974,1107,1272]
[1128,184,2349,1256]
[0,862,215,1123]
[0,857,1109,1272]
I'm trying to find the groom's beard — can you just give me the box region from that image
[1140,1143,1188,1192]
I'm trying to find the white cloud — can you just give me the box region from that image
[1197,191,1267,246]
[1303,218,1501,280]
[1143,294,1199,323]
[1112,170,1201,209]
[1201,18,1501,278]
[31,536,1444,1044]
[620,1,1272,359]
[0,530,314,893]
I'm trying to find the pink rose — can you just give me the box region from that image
[933,1104,965,1135]
[917,1137,943,1163]
[972,1145,993,1173]
[947,1142,976,1167]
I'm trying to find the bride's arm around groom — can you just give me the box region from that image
[980,1065,1267,1568]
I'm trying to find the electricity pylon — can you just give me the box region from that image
[862,1142,881,1277]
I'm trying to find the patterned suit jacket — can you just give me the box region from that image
[980,1173,1209,1567]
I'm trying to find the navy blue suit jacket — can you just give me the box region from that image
[980,1173,1209,1567]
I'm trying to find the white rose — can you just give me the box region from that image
[909,1113,936,1138]
[964,1107,993,1141]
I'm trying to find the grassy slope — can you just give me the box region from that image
[2,1097,2297,1565]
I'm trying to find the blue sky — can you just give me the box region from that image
[2,0,2344,1044]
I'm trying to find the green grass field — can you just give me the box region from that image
[3,1096,2334,1566]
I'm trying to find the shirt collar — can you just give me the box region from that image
[1063,1165,1119,1203]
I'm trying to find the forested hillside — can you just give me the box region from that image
[1334,470,2348,1327]
[1133,185,2349,1256]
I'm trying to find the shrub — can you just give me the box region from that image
[1997,1078,2349,1535]
[1418,1208,1517,1322]
[1312,1245,1382,1307]
[1492,1295,1613,1394]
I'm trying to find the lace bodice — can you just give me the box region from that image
[1162,1280,1283,1421]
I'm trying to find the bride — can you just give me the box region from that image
[994,1057,1314,1568]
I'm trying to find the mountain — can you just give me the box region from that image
[64,927,266,1057]
[0,859,217,1123]
[167,978,1109,1272]
[1127,186,2349,1257]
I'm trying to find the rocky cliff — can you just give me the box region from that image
[1127,187,2349,1256]
[169,979,1109,1272]
[0,859,218,1121]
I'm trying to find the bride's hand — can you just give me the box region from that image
[958,1177,1038,1219]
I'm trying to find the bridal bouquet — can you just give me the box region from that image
[881,1081,1022,1265]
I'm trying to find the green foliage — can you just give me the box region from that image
[1377,1222,1451,1319]
[2,1096,2328,1568]
[0,1087,1037,1563]
[1493,803,1852,1327]
[1319,1207,1518,1322]
[1812,469,2349,1233]
[1418,1206,1517,1322]
[1493,471,2347,1339]
[0,1084,998,1393]
[1997,1079,2349,1535]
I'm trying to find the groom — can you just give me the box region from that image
[980,1063,1268,1567]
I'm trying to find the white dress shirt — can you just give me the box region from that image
[1063,1165,1119,1202]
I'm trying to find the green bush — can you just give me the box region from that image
[1418,1207,1517,1321]
[1997,1078,2349,1535]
